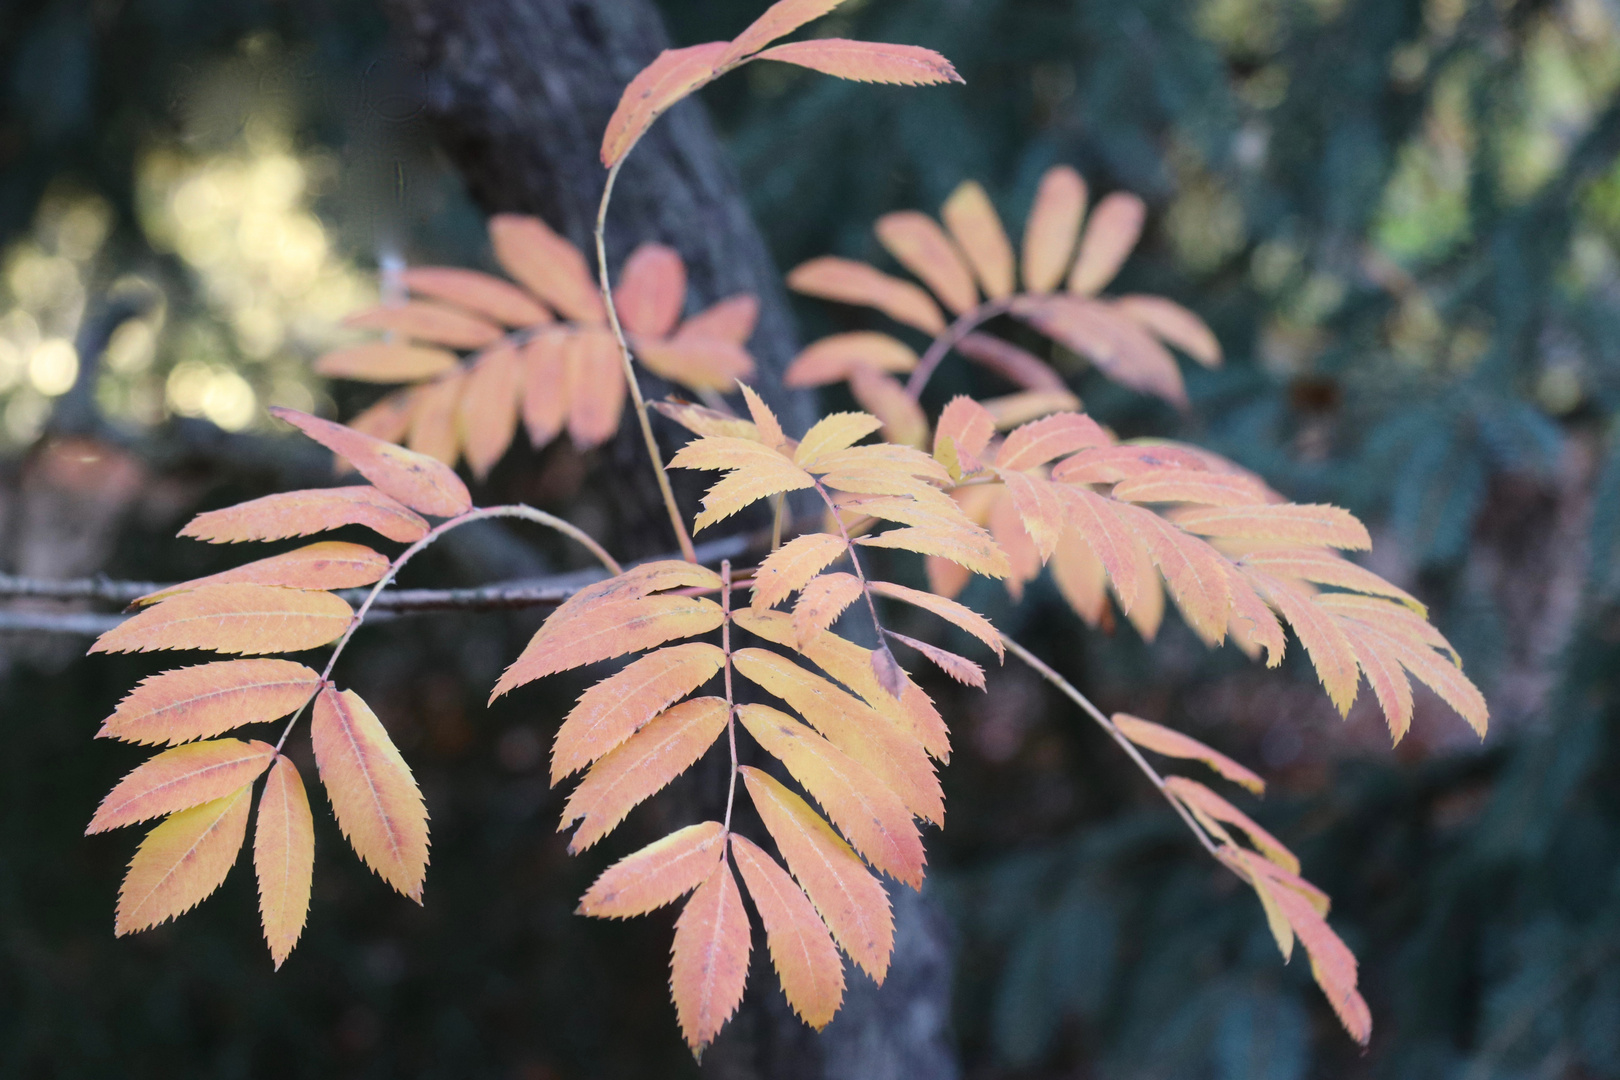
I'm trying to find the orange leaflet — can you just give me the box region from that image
[995,412,1111,472]
[1335,619,1416,743]
[784,332,919,387]
[999,470,1067,561]
[1314,592,1454,656]
[935,395,997,466]
[600,42,731,168]
[180,486,430,545]
[565,330,627,447]
[135,542,390,605]
[89,584,353,656]
[1237,548,1424,613]
[551,642,725,783]
[874,210,978,316]
[115,785,251,936]
[488,214,604,323]
[634,335,755,393]
[458,342,523,479]
[954,333,1068,392]
[345,299,504,350]
[254,755,314,969]
[270,407,472,518]
[794,412,884,470]
[1067,191,1146,295]
[1164,776,1298,873]
[1014,295,1188,407]
[1114,502,1234,644]
[738,704,925,887]
[1331,613,1487,738]
[868,579,1003,659]
[614,243,686,338]
[1021,165,1087,294]
[787,256,946,335]
[742,767,894,981]
[941,181,1015,299]
[1172,504,1373,550]
[720,0,848,66]
[978,388,1083,428]
[401,265,551,327]
[885,630,985,688]
[1113,294,1222,367]
[98,659,323,746]
[311,687,430,901]
[731,646,943,824]
[753,40,963,87]
[670,859,752,1055]
[577,821,726,918]
[1111,713,1264,794]
[737,384,787,451]
[1247,572,1362,716]
[1110,468,1267,507]
[405,370,465,465]
[87,738,276,833]
[561,697,731,853]
[675,293,759,345]
[315,343,458,383]
[347,390,416,445]
[491,563,723,696]
[730,834,844,1029]
[848,366,929,448]
[1267,874,1372,1044]
[521,333,569,446]
[792,573,865,647]
[751,532,850,610]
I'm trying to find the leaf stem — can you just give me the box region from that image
[272,504,622,755]
[999,634,1220,858]
[594,159,699,563]
[904,296,1016,400]
[720,560,739,834]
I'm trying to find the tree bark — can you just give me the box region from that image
[373,1,959,1077]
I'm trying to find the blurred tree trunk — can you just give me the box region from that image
[375,1,959,1077]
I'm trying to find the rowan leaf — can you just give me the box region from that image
[578,821,726,918]
[741,767,894,981]
[787,256,946,335]
[996,412,1111,472]
[521,333,570,446]
[676,294,760,346]
[311,687,430,900]
[254,755,314,969]
[1238,549,1424,613]
[1052,486,1145,613]
[738,383,787,451]
[114,785,251,936]
[730,834,844,1029]
[405,370,465,465]
[1314,593,1453,656]
[795,413,884,470]
[696,464,819,532]
[1174,504,1372,550]
[1267,876,1372,1044]
[653,399,762,441]
[1224,561,1288,666]
[89,584,353,656]
[314,343,458,383]
[1014,295,1187,407]
[635,335,756,393]
[345,300,504,350]
[670,858,751,1056]
[1335,619,1416,743]
[883,629,985,688]
[942,181,1015,299]
[347,390,416,445]
[615,243,687,338]
[792,573,865,647]
[1052,442,1212,485]
[565,329,628,448]
[1111,468,1267,507]
[270,407,472,518]
[488,213,604,323]
[754,39,963,87]
[552,642,725,783]
[1165,776,1298,873]
[1067,191,1145,295]
[738,704,924,886]
[492,564,723,695]
[1112,713,1264,794]
[784,331,919,387]
[867,581,1001,661]
[458,342,523,479]
[848,365,929,448]
[134,542,389,605]
[98,659,323,746]
[180,486,429,545]
[751,533,848,610]
[600,42,731,168]
[88,738,276,833]
[1115,503,1233,643]
[721,0,848,65]
[999,470,1068,561]
[1341,617,1487,737]
[731,647,943,824]
[935,396,997,468]
[562,697,730,852]
[1021,165,1087,293]
[401,265,551,327]
[1049,526,1109,626]
[980,388,1085,429]
[874,210,978,316]
[1249,572,1363,715]
[1113,294,1222,367]
[954,333,1068,391]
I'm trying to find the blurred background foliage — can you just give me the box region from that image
[3,0,1620,1076]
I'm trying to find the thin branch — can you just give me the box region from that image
[594,159,699,563]
[721,560,739,835]
[903,296,1016,400]
[1000,634,1221,859]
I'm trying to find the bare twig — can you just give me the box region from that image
[904,296,1017,400]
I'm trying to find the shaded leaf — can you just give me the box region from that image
[315,343,458,383]
[848,365,929,448]
[615,243,687,338]
[787,256,946,334]
[677,294,759,345]
[884,629,985,688]
[1165,776,1298,873]
[115,786,251,936]
[1113,294,1221,367]
[402,265,551,327]
[180,486,429,545]
[489,214,604,323]
[1067,191,1145,295]
[458,342,523,479]
[869,579,1002,658]
[345,300,504,350]
[721,0,848,65]
[874,210,978,316]
[521,333,570,446]
[785,332,918,387]
[270,407,472,518]
[90,584,353,656]
[1112,713,1264,793]
[942,181,1015,299]
[134,542,389,605]
[1021,165,1087,294]
[755,40,963,88]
